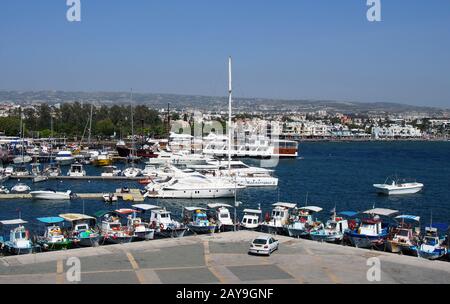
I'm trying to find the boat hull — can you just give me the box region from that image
[310,231,343,243]
[187,224,216,234]
[149,189,236,199]
[347,232,387,249]
[133,230,155,241]
[156,228,187,238]
[30,192,71,200]
[386,240,418,256]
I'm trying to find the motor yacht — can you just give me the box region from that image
[30,189,73,200]
[373,176,423,195]
[67,163,86,177]
[55,151,75,166]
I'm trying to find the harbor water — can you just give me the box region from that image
[1,141,450,234]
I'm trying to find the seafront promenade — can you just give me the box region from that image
[1,231,449,284]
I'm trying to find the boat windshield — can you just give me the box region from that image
[397,230,409,237]
[15,231,26,239]
[424,237,438,246]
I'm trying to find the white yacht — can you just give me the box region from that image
[67,163,86,177]
[193,160,278,187]
[55,151,75,166]
[11,183,31,193]
[101,166,121,177]
[145,171,244,199]
[373,177,423,195]
[148,149,214,166]
[30,190,73,200]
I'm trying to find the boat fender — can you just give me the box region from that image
[160,223,165,230]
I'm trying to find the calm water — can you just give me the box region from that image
[1,141,450,233]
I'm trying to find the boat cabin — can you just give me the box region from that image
[184,207,211,227]
[37,217,66,243]
[207,203,234,226]
[0,219,32,250]
[241,209,262,229]
[266,202,297,227]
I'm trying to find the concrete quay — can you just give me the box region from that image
[0,231,449,284]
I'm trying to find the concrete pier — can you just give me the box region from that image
[0,231,449,284]
[8,175,144,181]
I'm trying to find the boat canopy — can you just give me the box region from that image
[243,209,262,214]
[152,209,171,214]
[298,206,323,213]
[93,210,113,218]
[37,217,64,224]
[273,202,297,209]
[0,219,28,225]
[184,207,207,212]
[207,203,233,209]
[363,208,399,217]
[339,211,358,217]
[59,213,95,222]
[132,204,160,211]
[395,215,421,222]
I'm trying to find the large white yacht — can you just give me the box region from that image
[55,151,75,166]
[148,149,214,166]
[191,159,278,187]
[144,169,244,199]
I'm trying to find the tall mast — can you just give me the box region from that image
[228,56,232,172]
[88,104,93,145]
[130,89,135,165]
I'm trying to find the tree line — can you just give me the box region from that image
[0,102,168,139]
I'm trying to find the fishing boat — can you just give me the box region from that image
[418,226,448,260]
[207,203,236,232]
[95,210,134,244]
[0,219,33,255]
[183,207,216,234]
[386,215,421,255]
[30,189,73,200]
[240,208,262,230]
[373,176,423,195]
[12,165,29,177]
[115,208,155,241]
[148,208,187,238]
[310,210,354,243]
[346,208,398,249]
[261,202,297,235]
[11,183,31,193]
[55,150,75,166]
[67,162,86,177]
[35,217,73,251]
[286,206,323,238]
[59,213,101,247]
[101,166,121,177]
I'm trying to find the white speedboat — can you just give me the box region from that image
[102,193,118,203]
[43,163,61,177]
[30,190,73,200]
[55,151,75,166]
[101,166,121,177]
[11,183,31,193]
[373,177,423,195]
[67,163,86,177]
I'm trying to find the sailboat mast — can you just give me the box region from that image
[130,89,135,164]
[228,56,232,173]
[88,104,93,145]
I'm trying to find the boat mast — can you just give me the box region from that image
[88,104,93,146]
[228,56,232,173]
[130,89,135,167]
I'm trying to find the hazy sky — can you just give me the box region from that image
[1,0,449,107]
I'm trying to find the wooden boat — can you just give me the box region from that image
[286,206,323,238]
[95,210,134,244]
[183,207,216,234]
[386,215,421,255]
[59,213,101,247]
[0,219,33,255]
[35,217,73,251]
[261,202,297,235]
[418,225,448,260]
[310,210,355,243]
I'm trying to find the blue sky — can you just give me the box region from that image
[0,0,449,107]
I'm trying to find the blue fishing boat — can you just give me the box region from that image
[346,208,398,249]
[418,224,448,260]
[286,206,323,238]
[0,219,33,255]
[310,210,357,243]
[184,207,216,234]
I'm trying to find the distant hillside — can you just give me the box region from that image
[0,90,447,115]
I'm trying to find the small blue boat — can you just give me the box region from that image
[184,207,216,234]
[0,219,33,255]
[418,225,448,260]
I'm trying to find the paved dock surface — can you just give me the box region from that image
[0,231,449,284]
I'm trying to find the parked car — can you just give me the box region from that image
[248,235,279,256]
